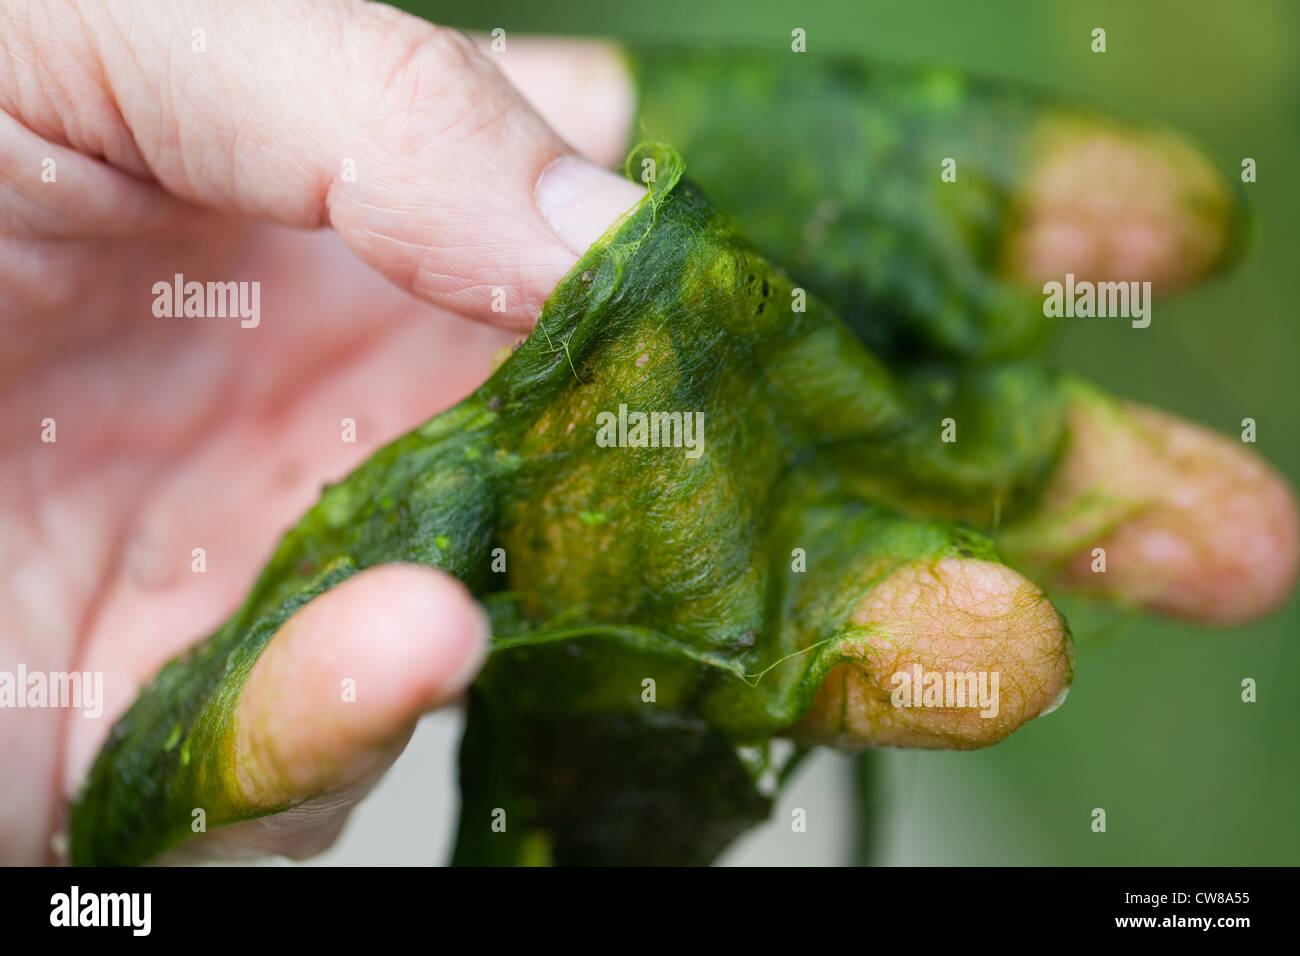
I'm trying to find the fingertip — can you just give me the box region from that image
[341,564,490,713]
[1007,118,1243,292]
[795,557,1072,750]
[233,564,489,809]
[1052,401,1300,625]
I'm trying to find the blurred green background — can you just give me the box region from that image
[407,0,1300,864]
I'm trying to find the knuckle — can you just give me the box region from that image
[367,17,489,135]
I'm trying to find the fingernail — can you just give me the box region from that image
[536,155,646,257]
[1036,683,1071,719]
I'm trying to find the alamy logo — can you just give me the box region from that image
[50,886,151,936]
[595,404,705,459]
[0,666,102,718]
[152,273,260,328]
[890,665,1000,719]
[1042,273,1151,328]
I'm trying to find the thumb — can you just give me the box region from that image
[172,563,488,862]
[12,0,644,330]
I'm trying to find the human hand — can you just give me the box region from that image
[4,5,1295,867]
[0,0,642,864]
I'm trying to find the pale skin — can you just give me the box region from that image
[0,1,1294,864]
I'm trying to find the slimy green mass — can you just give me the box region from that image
[70,144,1070,866]
[71,44,1248,866]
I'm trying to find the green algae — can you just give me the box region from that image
[70,144,1065,865]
